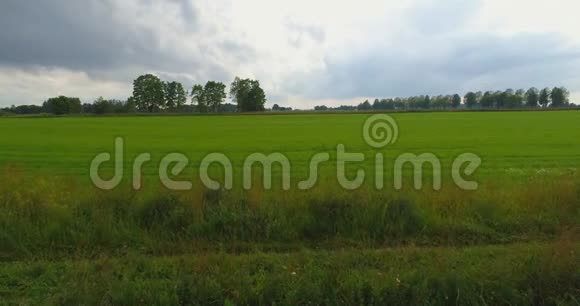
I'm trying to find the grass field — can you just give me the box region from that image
[1,111,579,304]
[1,111,579,177]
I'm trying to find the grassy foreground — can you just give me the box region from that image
[2,242,578,305]
[1,170,579,260]
[0,170,579,304]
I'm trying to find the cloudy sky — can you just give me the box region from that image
[1,0,580,108]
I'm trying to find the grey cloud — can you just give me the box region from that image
[280,0,579,101]
[444,35,574,74]
[220,40,257,62]
[1,0,153,70]
[0,0,250,84]
[410,0,482,34]
[288,33,580,99]
[170,0,198,27]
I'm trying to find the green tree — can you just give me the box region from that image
[43,96,82,115]
[539,88,551,108]
[132,74,165,112]
[480,91,494,108]
[550,87,569,107]
[204,81,227,113]
[525,87,539,108]
[451,94,461,108]
[495,91,508,109]
[164,81,187,110]
[190,81,226,113]
[475,91,483,105]
[432,95,451,109]
[190,84,207,112]
[125,97,138,113]
[88,97,135,114]
[422,95,431,109]
[464,92,478,108]
[503,89,523,108]
[230,77,266,112]
[4,104,43,115]
[93,96,113,114]
[357,100,372,110]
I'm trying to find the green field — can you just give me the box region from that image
[1,111,579,177]
[1,111,579,304]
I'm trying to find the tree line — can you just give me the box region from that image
[1,84,575,116]
[128,74,266,113]
[0,75,268,115]
[315,86,574,111]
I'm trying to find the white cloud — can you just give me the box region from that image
[0,67,130,107]
[473,0,580,43]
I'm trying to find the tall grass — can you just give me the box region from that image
[1,167,578,261]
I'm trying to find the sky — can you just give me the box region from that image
[1,0,580,109]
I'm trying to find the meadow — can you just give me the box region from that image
[1,111,580,178]
[0,111,579,304]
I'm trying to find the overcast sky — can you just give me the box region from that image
[1,0,580,108]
